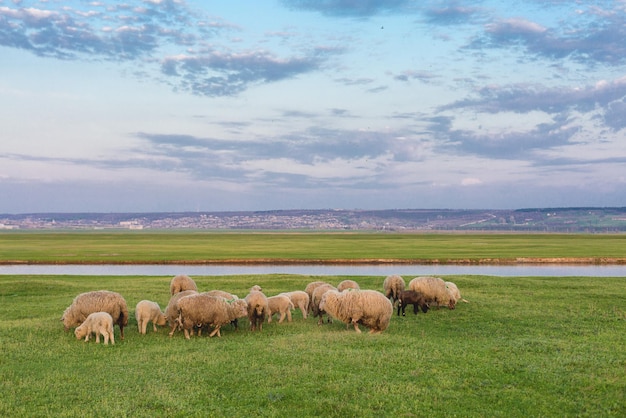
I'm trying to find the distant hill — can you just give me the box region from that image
[1,208,626,232]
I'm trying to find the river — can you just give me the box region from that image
[1,264,625,277]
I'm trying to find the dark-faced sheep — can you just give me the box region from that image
[319,289,393,334]
[311,283,337,325]
[74,312,115,345]
[135,300,167,334]
[383,274,406,305]
[280,290,310,319]
[61,290,129,339]
[165,290,198,336]
[408,277,456,310]
[176,294,248,339]
[337,279,360,292]
[170,274,198,296]
[397,290,430,316]
[267,294,294,323]
[245,290,269,331]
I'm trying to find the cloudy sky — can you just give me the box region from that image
[2,0,626,213]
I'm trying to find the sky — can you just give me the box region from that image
[1,0,626,213]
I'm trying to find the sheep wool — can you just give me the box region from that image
[408,277,456,310]
[311,283,337,325]
[74,311,115,345]
[383,274,406,304]
[280,290,310,319]
[319,289,393,334]
[135,300,167,334]
[170,274,198,296]
[267,294,294,323]
[62,290,129,339]
[177,294,248,339]
[337,280,360,292]
[304,281,329,314]
[244,290,269,331]
[165,290,199,336]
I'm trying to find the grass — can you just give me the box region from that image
[2,231,626,263]
[0,273,624,417]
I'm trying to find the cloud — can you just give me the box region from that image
[282,0,414,17]
[423,4,481,25]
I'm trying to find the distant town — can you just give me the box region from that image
[1,208,626,232]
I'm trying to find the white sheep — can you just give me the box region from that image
[337,279,360,292]
[135,300,167,334]
[176,293,249,339]
[383,274,406,305]
[311,283,337,325]
[408,276,456,310]
[74,311,115,345]
[304,281,329,314]
[445,281,469,304]
[165,290,199,337]
[170,274,198,295]
[319,289,393,334]
[245,290,269,331]
[280,290,310,319]
[61,290,129,339]
[267,294,294,323]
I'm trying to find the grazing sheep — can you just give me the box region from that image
[177,294,248,339]
[304,281,329,314]
[408,277,456,310]
[311,283,337,325]
[397,290,430,316]
[74,312,115,345]
[61,290,129,339]
[267,294,294,323]
[337,279,360,292]
[383,274,406,305]
[245,290,269,331]
[280,291,310,319]
[165,290,198,337]
[135,300,167,334]
[205,290,241,330]
[250,285,262,292]
[319,289,393,334]
[445,281,469,304]
[170,274,198,296]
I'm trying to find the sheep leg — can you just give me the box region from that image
[278,311,285,323]
[109,331,115,345]
[103,332,109,345]
[287,310,292,322]
[183,328,191,340]
[95,331,101,344]
[137,320,142,334]
[351,320,362,333]
[152,322,158,332]
[209,326,221,338]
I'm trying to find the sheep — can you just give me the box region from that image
[61,290,129,339]
[135,300,167,334]
[165,290,198,337]
[267,294,294,323]
[170,274,198,296]
[250,285,262,292]
[408,277,456,310]
[383,274,406,305]
[337,279,360,292]
[304,281,329,314]
[445,281,469,304]
[397,290,430,316]
[245,290,269,331]
[205,290,241,330]
[74,312,115,345]
[319,289,393,334]
[311,283,337,325]
[280,290,310,319]
[176,294,248,339]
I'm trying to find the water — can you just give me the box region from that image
[0,264,625,277]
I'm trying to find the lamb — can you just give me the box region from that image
[245,290,269,331]
[61,290,129,339]
[337,279,360,292]
[280,290,310,319]
[165,290,198,336]
[408,276,456,310]
[267,294,294,323]
[304,281,329,314]
[319,289,393,334]
[74,312,115,345]
[311,283,337,325]
[383,274,406,305]
[397,290,430,316]
[445,281,469,304]
[170,274,198,295]
[135,300,167,334]
[176,293,248,339]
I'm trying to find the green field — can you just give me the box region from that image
[2,231,626,263]
[0,273,624,417]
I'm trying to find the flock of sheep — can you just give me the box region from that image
[61,274,467,344]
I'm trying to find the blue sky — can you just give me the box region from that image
[2,0,626,213]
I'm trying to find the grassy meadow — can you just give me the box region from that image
[0,273,625,417]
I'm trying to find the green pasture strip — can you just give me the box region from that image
[0,274,624,417]
[1,231,626,263]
